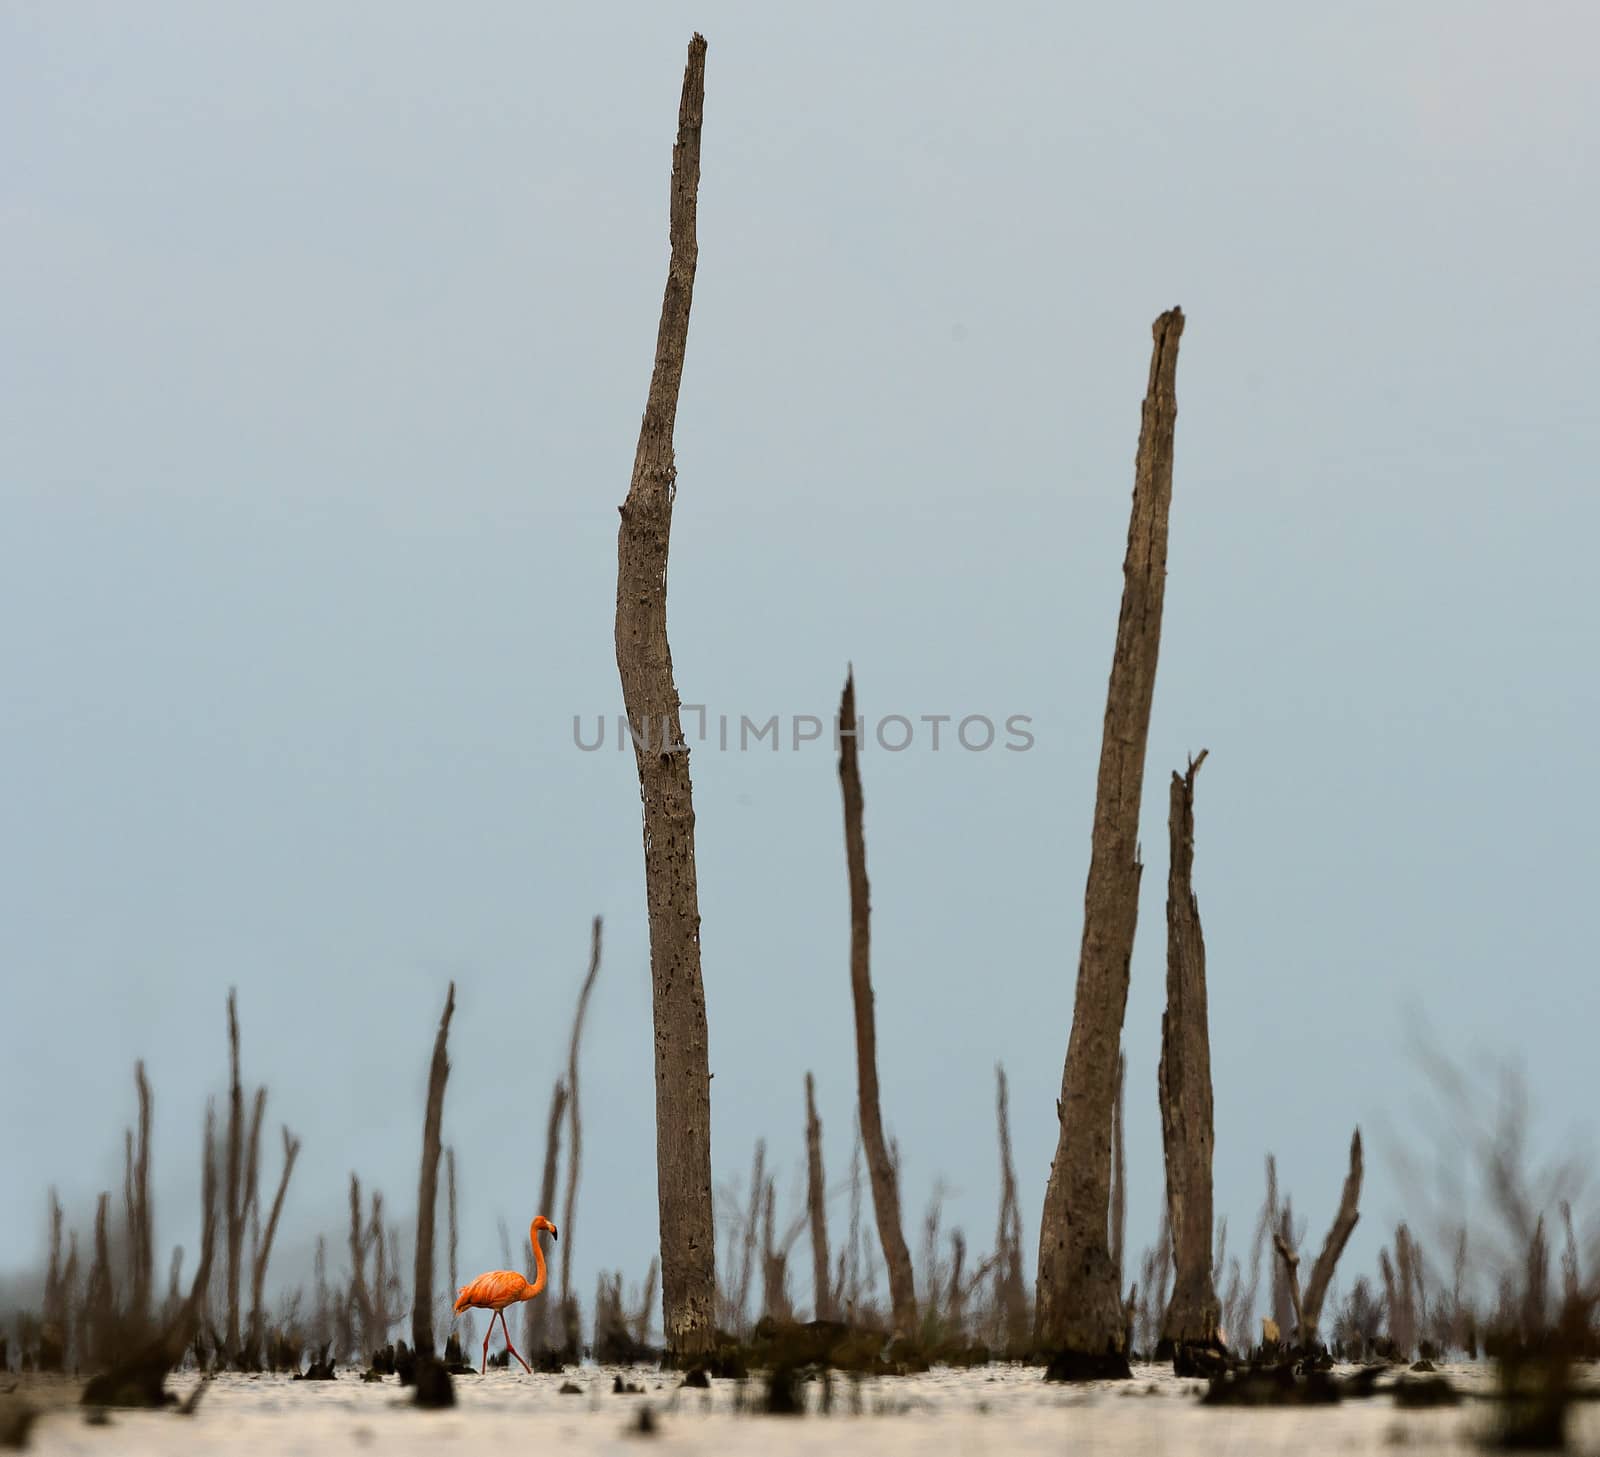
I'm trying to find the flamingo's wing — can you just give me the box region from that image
[454,1269,526,1313]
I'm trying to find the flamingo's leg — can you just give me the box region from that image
[481,1311,493,1374]
[502,1310,533,1374]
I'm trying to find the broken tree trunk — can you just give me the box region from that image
[82,1101,220,1408]
[994,1065,1029,1353]
[1037,307,1185,1371]
[225,991,245,1358]
[1296,1130,1363,1349]
[411,982,455,1360]
[837,668,917,1337]
[1267,1132,1356,1349]
[527,1081,568,1354]
[247,1126,301,1361]
[129,1062,154,1326]
[559,918,603,1317]
[804,1073,833,1322]
[1158,751,1221,1353]
[613,32,716,1359]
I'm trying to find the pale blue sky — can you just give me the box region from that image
[3,2,1597,1333]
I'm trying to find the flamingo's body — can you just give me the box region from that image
[454,1215,557,1373]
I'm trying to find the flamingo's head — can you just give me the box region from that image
[532,1214,559,1242]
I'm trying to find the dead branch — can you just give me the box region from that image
[559,918,602,1310]
[247,1126,301,1360]
[527,1081,567,1352]
[411,982,455,1360]
[1291,1129,1363,1348]
[804,1073,833,1322]
[839,667,918,1335]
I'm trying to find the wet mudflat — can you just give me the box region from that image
[13,1361,1599,1456]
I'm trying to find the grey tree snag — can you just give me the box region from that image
[1296,1130,1363,1348]
[804,1073,833,1322]
[559,917,603,1315]
[248,1125,301,1360]
[1037,307,1185,1363]
[837,668,918,1337]
[131,1062,153,1325]
[527,1080,567,1353]
[411,982,455,1359]
[614,32,715,1358]
[1158,751,1221,1350]
[224,991,247,1359]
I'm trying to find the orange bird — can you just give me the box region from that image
[453,1215,558,1374]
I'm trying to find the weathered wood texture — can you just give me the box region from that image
[614,32,716,1357]
[411,982,455,1358]
[1158,752,1221,1347]
[1037,307,1185,1359]
[838,669,918,1336]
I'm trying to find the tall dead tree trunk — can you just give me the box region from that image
[613,32,715,1359]
[837,668,918,1337]
[527,1081,568,1353]
[225,991,245,1357]
[1158,752,1221,1354]
[559,918,603,1316]
[994,1065,1029,1353]
[1037,307,1185,1372]
[128,1062,154,1326]
[247,1125,301,1361]
[348,1174,373,1353]
[804,1073,833,1322]
[1297,1131,1363,1348]
[412,983,455,1361]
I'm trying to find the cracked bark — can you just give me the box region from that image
[614,32,715,1358]
[1036,308,1185,1363]
[1159,752,1221,1349]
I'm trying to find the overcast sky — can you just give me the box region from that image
[4,3,1598,1336]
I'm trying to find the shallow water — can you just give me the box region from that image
[17,1361,1600,1455]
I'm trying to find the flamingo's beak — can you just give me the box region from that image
[551,1226,559,1242]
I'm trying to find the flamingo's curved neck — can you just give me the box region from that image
[526,1222,549,1298]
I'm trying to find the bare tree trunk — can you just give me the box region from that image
[1158,752,1221,1351]
[348,1174,373,1353]
[613,31,715,1360]
[447,1146,470,1355]
[124,1062,153,1326]
[246,1127,301,1361]
[1273,1131,1362,1350]
[225,992,245,1357]
[1274,1197,1297,1340]
[410,983,455,1362]
[837,668,918,1338]
[41,1189,65,1370]
[1037,308,1185,1368]
[804,1073,833,1322]
[559,918,603,1312]
[527,1082,567,1353]
[732,1140,766,1334]
[994,1065,1028,1352]
[1111,1052,1127,1296]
